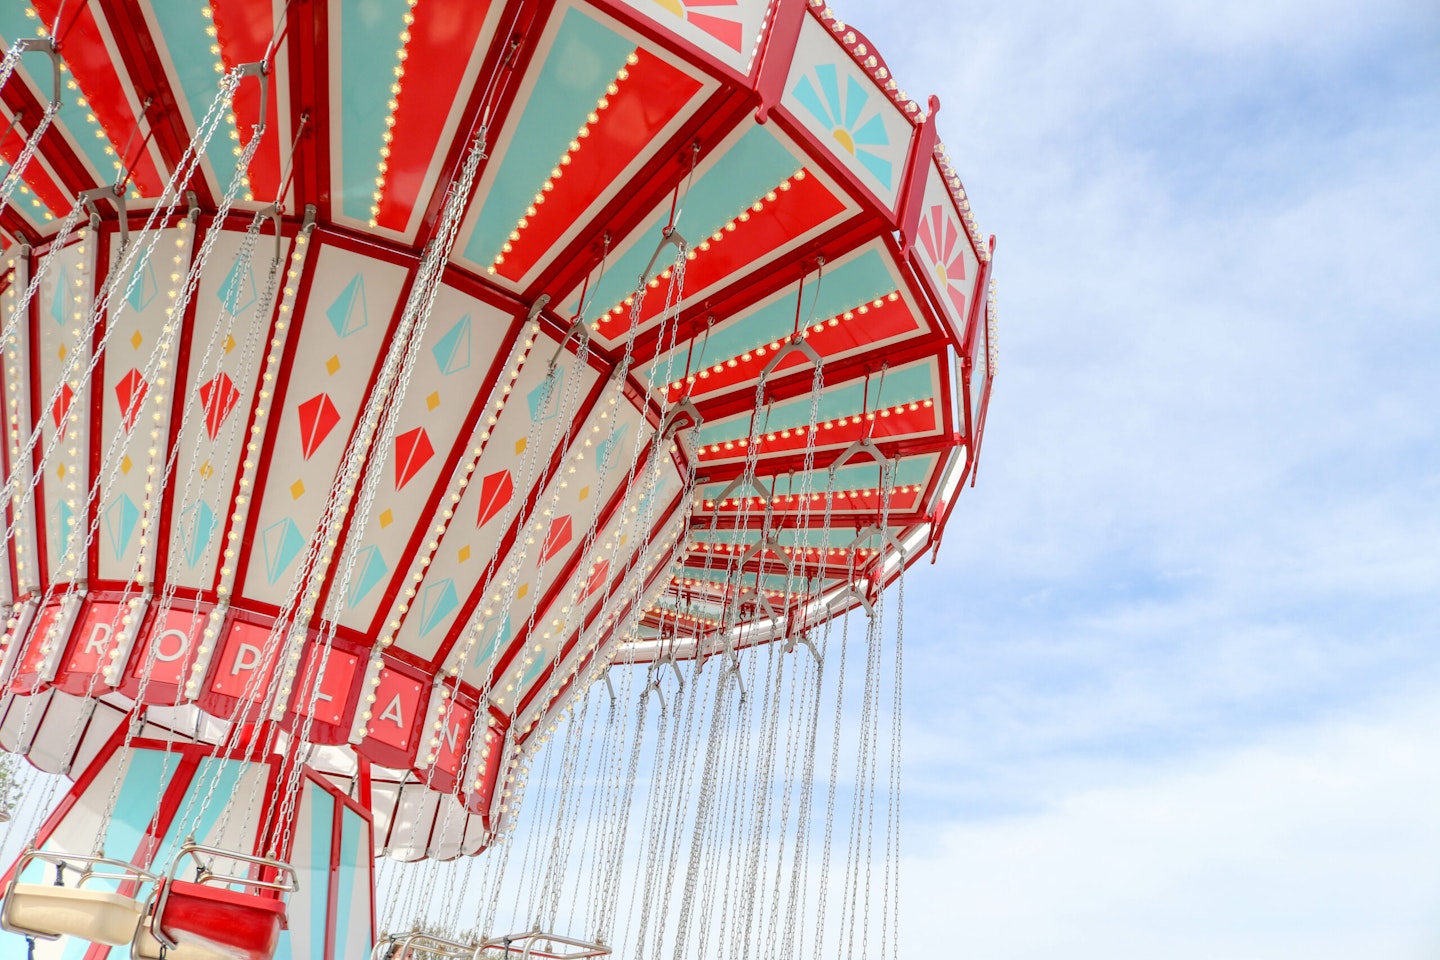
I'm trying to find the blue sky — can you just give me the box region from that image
[848,0,1440,955]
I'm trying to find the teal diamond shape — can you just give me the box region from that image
[470,613,511,672]
[180,501,218,567]
[51,265,71,326]
[418,578,459,637]
[596,423,630,475]
[432,314,472,375]
[348,545,389,605]
[327,274,369,338]
[527,367,564,423]
[517,649,549,692]
[217,255,258,314]
[104,494,140,560]
[128,258,159,311]
[55,499,76,556]
[262,517,305,585]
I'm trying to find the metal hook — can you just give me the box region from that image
[257,201,284,264]
[659,398,702,442]
[548,313,588,371]
[79,184,128,246]
[233,61,270,137]
[14,39,61,112]
[639,225,687,292]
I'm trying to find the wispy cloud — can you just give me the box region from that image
[841,0,1440,951]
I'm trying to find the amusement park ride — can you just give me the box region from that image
[0,0,995,956]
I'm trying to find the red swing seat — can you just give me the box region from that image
[142,842,297,960]
[152,880,287,960]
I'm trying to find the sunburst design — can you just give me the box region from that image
[916,203,968,318]
[792,65,893,188]
[653,0,744,51]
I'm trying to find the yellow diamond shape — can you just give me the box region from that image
[379,509,394,528]
[120,455,132,476]
[578,485,590,502]
[58,344,67,361]
[458,545,471,563]
[199,460,213,479]
[130,330,142,349]
[426,391,440,411]
[223,334,235,354]
[326,354,341,376]
[619,534,629,547]
[517,583,529,600]
[290,479,305,499]
[56,463,66,479]
[514,437,527,455]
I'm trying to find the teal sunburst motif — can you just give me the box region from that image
[791,65,894,189]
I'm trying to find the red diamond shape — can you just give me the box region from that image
[393,426,434,490]
[476,470,512,528]
[540,515,573,563]
[50,383,75,429]
[296,393,341,460]
[584,559,609,596]
[197,373,241,439]
[114,368,148,432]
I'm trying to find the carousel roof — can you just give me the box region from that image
[0,0,996,856]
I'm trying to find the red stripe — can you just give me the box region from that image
[0,109,71,216]
[493,48,702,281]
[211,0,283,201]
[667,293,918,401]
[594,168,844,338]
[32,0,164,195]
[375,0,495,231]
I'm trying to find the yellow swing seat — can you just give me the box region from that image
[0,851,157,946]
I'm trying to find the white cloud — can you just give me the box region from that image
[903,686,1440,959]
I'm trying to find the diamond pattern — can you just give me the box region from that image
[528,367,564,422]
[418,578,460,637]
[348,545,389,605]
[217,255,258,314]
[393,426,435,490]
[476,470,513,528]
[114,368,148,432]
[540,515,573,563]
[596,423,630,474]
[198,373,241,439]
[327,274,369,338]
[585,559,610,596]
[262,517,305,584]
[127,258,159,311]
[296,393,342,460]
[50,265,70,326]
[50,382,75,428]
[104,493,141,560]
[432,315,472,375]
[179,500,218,567]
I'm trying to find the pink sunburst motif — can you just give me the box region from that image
[655,0,744,52]
[916,203,969,319]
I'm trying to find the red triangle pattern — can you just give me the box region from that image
[540,515,573,563]
[393,426,435,490]
[114,368,148,432]
[50,382,75,429]
[476,470,512,528]
[296,393,342,460]
[198,373,241,440]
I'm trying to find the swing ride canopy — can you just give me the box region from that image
[0,0,995,861]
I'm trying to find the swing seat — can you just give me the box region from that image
[133,916,234,960]
[152,881,287,960]
[372,931,480,960]
[1,882,145,945]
